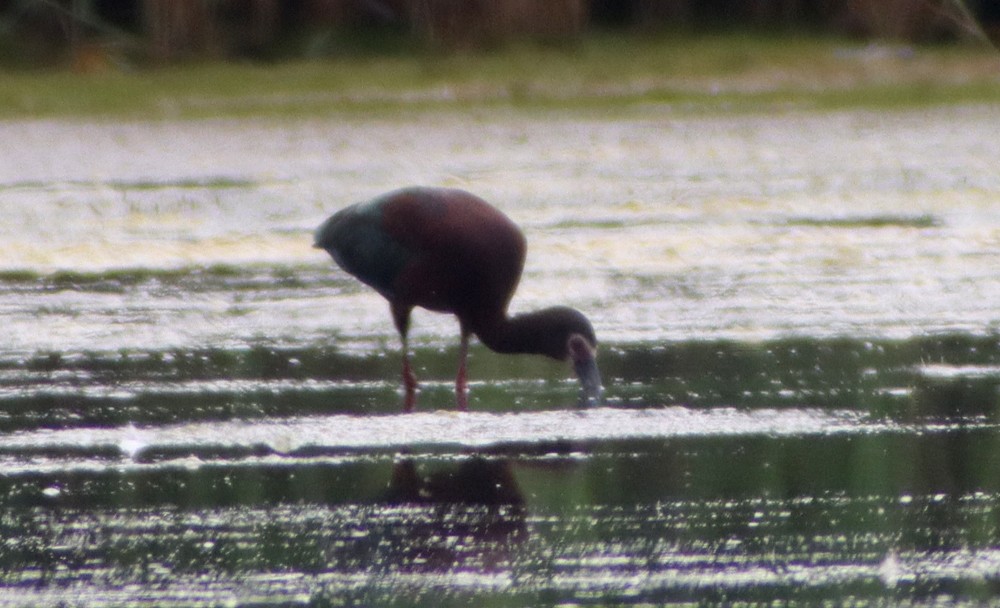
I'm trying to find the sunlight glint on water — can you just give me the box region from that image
[1,106,1000,606]
[1,107,999,353]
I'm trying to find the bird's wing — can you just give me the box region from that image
[314,200,410,300]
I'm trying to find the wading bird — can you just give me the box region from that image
[314,187,602,411]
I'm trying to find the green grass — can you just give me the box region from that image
[0,33,997,119]
[787,214,941,229]
[107,177,257,190]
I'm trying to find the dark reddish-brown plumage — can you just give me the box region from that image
[315,186,601,411]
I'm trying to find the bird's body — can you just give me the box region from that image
[315,187,601,411]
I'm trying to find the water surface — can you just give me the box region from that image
[1,104,1000,606]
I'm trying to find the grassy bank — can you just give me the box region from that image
[1,33,998,119]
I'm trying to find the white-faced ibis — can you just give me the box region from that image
[314,186,602,411]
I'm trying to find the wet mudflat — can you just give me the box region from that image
[1,104,1000,606]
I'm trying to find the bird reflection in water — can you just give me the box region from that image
[374,455,528,573]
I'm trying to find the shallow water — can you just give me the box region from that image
[2,104,1000,606]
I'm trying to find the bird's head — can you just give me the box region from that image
[542,306,602,407]
[480,305,603,406]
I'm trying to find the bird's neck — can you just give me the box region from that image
[473,308,570,360]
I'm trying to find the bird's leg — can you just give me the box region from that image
[455,330,470,411]
[402,340,418,413]
[393,304,417,413]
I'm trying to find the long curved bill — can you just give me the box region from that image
[574,355,603,407]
